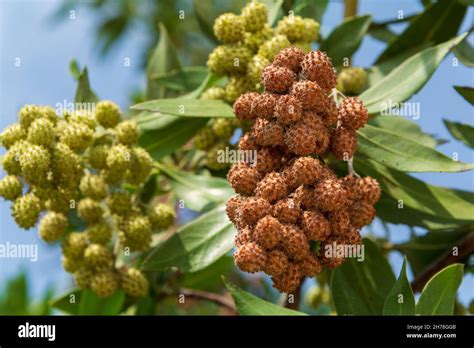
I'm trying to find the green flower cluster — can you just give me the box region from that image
[336,67,368,95]
[198,1,319,170]
[0,101,176,298]
[194,104,244,171]
[207,0,320,98]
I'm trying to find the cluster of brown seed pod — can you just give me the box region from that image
[226,47,381,293]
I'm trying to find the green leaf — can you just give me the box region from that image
[453,36,474,67]
[150,66,209,92]
[182,73,227,100]
[356,158,474,222]
[416,264,464,315]
[368,116,437,148]
[362,34,467,115]
[454,86,474,105]
[261,0,284,26]
[78,289,125,315]
[97,15,128,55]
[0,273,28,314]
[397,228,472,276]
[50,289,82,315]
[222,277,306,315]
[330,239,396,315]
[131,99,234,118]
[69,59,80,80]
[444,119,474,148]
[375,0,467,63]
[367,43,431,86]
[292,0,328,23]
[138,116,208,160]
[134,111,178,131]
[383,257,415,315]
[157,164,234,212]
[181,256,233,291]
[356,124,474,172]
[147,23,181,99]
[375,195,471,231]
[74,66,98,104]
[142,204,236,273]
[368,26,397,43]
[320,15,372,66]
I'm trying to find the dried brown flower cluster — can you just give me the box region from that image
[227,47,380,293]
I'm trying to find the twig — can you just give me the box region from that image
[347,157,360,178]
[179,288,237,315]
[344,0,358,19]
[411,231,474,293]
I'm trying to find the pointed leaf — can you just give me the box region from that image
[357,124,474,172]
[74,66,98,103]
[78,289,125,315]
[375,195,471,231]
[416,264,464,315]
[147,23,181,99]
[138,116,207,160]
[142,204,236,273]
[383,257,415,315]
[356,158,474,222]
[131,99,234,118]
[69,59,80,80]
[182,73,227,100]
[361,34,467,115]
[150,66,209,92]
[397,229,472,276]
[260,0,284,26]
[320,15,372,66]
[368,116,437,148]
[223,277,306,315]
[454,86,474,105]
[292,0,328,23]
[444,119,474,148]
[50,289,82,315]
[453,37,474,67]
[330,239,396,315]
[158,164,234,212]
[375,0,467,63]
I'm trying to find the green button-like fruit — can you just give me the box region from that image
[95,100,121,128]
[38,211,68,242]
[121,268,149,297]
[0,175,22,201]
[11,192,42,229]
[148,203,176,230]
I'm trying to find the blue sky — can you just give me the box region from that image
[0,0,473,307]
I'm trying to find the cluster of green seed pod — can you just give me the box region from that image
[207,0,320,99]
[0,101,177,298]
[193,113,243,171]
[198,0,319,170]
[336,67,368,95]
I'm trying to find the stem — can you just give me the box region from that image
[344,0,358,19]
[179,288,237,315]
[411,231,474,293]
[347,157,360,177]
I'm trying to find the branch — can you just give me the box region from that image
[411,231,474,293]
[344,0,358,19]
[179,288,237,315]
